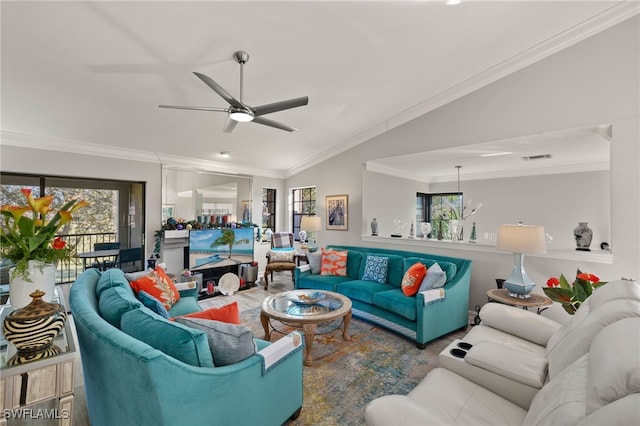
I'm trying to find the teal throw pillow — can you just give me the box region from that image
[418,262,447,292]
[121,307,214,368]
[175,317,258,367]
[137,290,170,319]
[362,255,389,284]
[98,286,142,328]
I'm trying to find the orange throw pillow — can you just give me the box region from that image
[320,249,348,276]
[130,267,180,310]
[172,301,241,324]
[401,262,427,296]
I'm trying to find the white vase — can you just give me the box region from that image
[420,222,432,239]
[9,260,56,309]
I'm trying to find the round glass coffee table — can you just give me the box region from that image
[260,290,352,366]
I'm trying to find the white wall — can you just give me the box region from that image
[363,170,610,250]
[286,16,640,321]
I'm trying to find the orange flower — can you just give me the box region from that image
[59,211,73,225]
[52,237,66,250]
[577,273,599,283]
[1,188,88,281]
[546,277,560,287]
[68,200,89,213]
[0,205,31,221]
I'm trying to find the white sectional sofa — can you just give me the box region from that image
[365,280,640,425]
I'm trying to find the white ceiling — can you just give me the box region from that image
[1,1,637,178]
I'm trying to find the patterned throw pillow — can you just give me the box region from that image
[401,262,428,296]
[268,249,296,263]
[320,250,348,276]
[418,262,447,292]
[362,255,389,284]
[130,267,180,310]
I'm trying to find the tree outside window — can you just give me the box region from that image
[292,187,316,241]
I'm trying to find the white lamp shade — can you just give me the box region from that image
[300,216,322,231]
[496,224,547,254]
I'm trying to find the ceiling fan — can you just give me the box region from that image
[159,51,308,133]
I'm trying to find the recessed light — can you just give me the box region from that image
[480,152,513,157]
[219,151,231,158]
[446,0,462,5]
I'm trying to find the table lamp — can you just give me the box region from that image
[300,216,322,252]
[496,223,547,298]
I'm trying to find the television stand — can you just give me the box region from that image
[193,262,258,300]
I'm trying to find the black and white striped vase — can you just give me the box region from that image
[3,289,67,365]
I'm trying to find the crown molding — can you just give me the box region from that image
[1,131,286,179]
[286,1,639,178]
[363,161,430,184]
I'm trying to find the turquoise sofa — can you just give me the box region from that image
[70,268,303,426]
[295,245,472,348]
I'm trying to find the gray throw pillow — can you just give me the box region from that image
[307,251,322,274]
[175,317,257,366]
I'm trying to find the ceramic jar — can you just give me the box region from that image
[574,222,593,251]
[370,218,379,236]
[3,289,67,365]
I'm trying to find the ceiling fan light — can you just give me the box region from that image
[229,110,254,122]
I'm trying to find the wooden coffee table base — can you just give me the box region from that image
[260,309,352,366]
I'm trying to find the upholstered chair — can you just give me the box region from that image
[263,232,296,289]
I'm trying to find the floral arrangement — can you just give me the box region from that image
[543,269,607,315]
[0,188,88,281]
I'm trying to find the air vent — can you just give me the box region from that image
[522,154,552,161]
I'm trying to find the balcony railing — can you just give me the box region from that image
[57,232,117,284]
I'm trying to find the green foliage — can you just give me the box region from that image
[543,269,607,315]
[1,189,87,281]
[212,228,250,258]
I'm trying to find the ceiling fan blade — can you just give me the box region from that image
[253,97,309,117]
[223,116,238,133]
[193,72,244,108]
[158,105,228,112]
[252,116,298,132]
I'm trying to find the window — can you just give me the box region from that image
[1,172,145,283]
[292,186,316,240]
[417,192,463,239]
[262,188,276,231]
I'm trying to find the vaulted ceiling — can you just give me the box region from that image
[2,1,636,178]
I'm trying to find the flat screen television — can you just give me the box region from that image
[188,228,254,271]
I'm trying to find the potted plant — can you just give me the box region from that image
[0,188,87,307]
[543,269,607,315]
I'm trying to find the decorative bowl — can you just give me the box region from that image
[286,291,325,305]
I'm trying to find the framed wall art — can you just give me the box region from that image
[162,204,175,223]
[326,194,348,231]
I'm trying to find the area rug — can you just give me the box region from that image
[241,307,460,425]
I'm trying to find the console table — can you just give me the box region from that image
[0,288,75,426]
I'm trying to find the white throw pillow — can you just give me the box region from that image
[307,251,322,274]
[418,263,446,292]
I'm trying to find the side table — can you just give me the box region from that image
[486,288,552,314]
